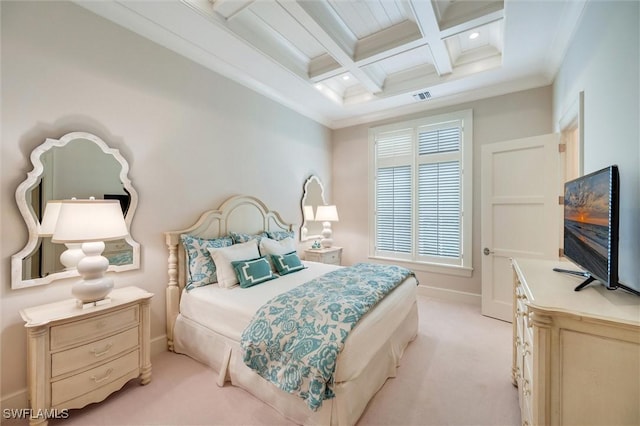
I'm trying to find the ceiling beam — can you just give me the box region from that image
[407,0,453,76]
[439,9,504,39]
[210,0,254,20]
[278,0,383,93]
[354,20,423,63]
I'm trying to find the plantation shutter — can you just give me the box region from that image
[417,124,462,260]
[370,111,470,269]
[375,129,413,254]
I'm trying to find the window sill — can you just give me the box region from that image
[367,255,473,277]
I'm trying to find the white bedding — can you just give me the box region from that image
[179,261,341,342]
[178,261,417,384]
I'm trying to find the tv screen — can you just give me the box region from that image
[562,165,619,290]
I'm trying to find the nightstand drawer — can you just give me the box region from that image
[304,247,342,265]
[324,252,340,264]
[51,326,139,377]
[50,306,139,350]
[305,252,322,262]
[51,349,139,407]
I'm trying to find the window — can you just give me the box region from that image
[369,110,473,275]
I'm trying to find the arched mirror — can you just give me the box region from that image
[11,132,140,289]
[300,175,326,241]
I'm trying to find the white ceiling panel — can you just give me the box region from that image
[446,19,503,66]
[249,1,327,59]
[327,0,408,39]
[74,0,587,128]
[372,44,433,76]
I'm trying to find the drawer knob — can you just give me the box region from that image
[91,343,113,357]
[91,368,113,384]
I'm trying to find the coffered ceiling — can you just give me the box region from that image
[75,0,586,128]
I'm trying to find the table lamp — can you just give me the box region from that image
[52,199,129,305]
[301,205,315,240]
[39,200,85,270]
[315,205,339,248]
[303,205,315,221]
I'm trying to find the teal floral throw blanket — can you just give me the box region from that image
[241,263,414,411]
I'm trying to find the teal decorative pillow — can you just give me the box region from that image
[229,231,268,244]
[231,257,277,288]
[271,251,305,275]
[267,230,295,241]
[181,234,233,291]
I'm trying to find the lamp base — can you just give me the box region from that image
[321,222,333,248]
[72,241,114,304]
[72,277,114,303]
[76,296,112,309]
[60,243,84,270]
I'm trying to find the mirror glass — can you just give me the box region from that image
[300,175,326,241]
[12,132,140,289]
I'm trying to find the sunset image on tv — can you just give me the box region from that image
[563,169,613,282]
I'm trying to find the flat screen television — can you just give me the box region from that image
[554,165,637,295]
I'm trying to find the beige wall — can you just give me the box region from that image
[0,1,331,401]
[553,0,639,291]
[332,87,553,296]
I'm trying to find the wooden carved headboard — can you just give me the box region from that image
[164,195,294,350]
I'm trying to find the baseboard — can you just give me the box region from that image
[151,334,168,356]
[416,284,481,305]
[1,335,170,411]
[0,388,28,411]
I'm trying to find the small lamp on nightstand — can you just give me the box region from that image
[52,199,129,305]
[303,205,315,221]
[39,200,85,270]
[301,205,315,240]
[315,205,339,248]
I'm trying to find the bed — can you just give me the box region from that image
[165,195,418,425]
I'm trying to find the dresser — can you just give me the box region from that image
[20,286,153,426]
[304,246,342,265]
[512,258,640,426]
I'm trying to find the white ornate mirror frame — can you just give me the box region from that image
[11,132,141,289]
[300,175,326,242]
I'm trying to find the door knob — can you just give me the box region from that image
[483,247,494,256]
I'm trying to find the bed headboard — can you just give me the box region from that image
[164,195,294,350]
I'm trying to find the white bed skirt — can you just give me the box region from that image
[173,281,418,425]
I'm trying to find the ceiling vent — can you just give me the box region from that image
[412,90,432,101]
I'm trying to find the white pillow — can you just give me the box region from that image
[259,237,297,271]
[208,240,260,288]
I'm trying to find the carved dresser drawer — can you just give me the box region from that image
[50,305,139,350]
[51,326,139,377]
[304,246,342,265]
[50,349,140,407]
[20,287,153,426]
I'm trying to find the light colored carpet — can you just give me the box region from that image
[42,295,519,426]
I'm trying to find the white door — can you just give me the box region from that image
[481,134,561,321]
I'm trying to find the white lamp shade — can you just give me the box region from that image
[52,199,128,243]
[315,205,339,222]
[39,200,63,236]
[303,205,315,221]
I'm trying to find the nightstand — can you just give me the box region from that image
[304,246,342,265]
[20,286,153,426]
